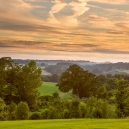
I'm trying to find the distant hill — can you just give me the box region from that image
[13,59,129,75]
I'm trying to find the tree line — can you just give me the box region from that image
[0,57,129,120]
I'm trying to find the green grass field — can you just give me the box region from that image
[0,119,129,129]
[38,82,59,96]
[38,82,72,99]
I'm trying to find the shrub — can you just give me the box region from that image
[7,102,17,120]
[63,109,70,119]
[0,98,8,121]
[79,102,87,118]
[16,101,30,120]
[69,99,81,118]
[29,112,41,120]
[41,108,49,119]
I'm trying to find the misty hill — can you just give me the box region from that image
[13,59,129,75]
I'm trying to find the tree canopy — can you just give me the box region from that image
[57,64,101,98]
[0,57,42,110]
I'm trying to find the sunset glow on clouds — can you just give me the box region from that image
[0,0,129,62]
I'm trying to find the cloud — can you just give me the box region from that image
[0,0,46,27]
[89,0,128,4]
[48,0,67,24]
[1,40,129,55]
[70,0,89,17]
[48,0,89,27]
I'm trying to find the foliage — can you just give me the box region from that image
[7,102,17,120]
[86,97,113,118]
[0,57,42,111]
[69,99,81,118]
[79,102,87,118]
[63,109,70,119]
[57,64,101,98]
[115,79,129,117]
[16,60,42,110]
[29,112,41,120]
[97,86,107,99]
[16,101,30,120]
[0,98,8,120]
[41,108,50,119]
[0,57,13,99]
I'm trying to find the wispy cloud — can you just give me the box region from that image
[89,0,128,4]
[48,0,67,24]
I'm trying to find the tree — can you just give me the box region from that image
[0,57,42,110]
[115,79,129,117]
[106,78,116,91]
[16,101,30,120]
[57,64,100,98]
[16,60,42,110]
[0,57,13,99]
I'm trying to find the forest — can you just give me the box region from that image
[0,57,129,120]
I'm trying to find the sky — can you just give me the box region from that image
[0,0,129,62]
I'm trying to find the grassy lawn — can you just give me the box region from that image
[38,82,59,96]
[0,119,129,129]
[38,82,72,99]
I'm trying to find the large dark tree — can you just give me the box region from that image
[0,57,42,110]
[57,64,101,98]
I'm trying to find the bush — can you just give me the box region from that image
[86,97,115,118]
[79,102,87,118]
[7,102,17,120]
[63,109,70,119]
[0,98,8,121]
[29,112,41,120]
[41,108,49,119]
[16,101,30,120]
[48,107,59,119]
[69,99,81,118]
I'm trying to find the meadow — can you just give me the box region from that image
[0,119,129,129]
[38,82,72,99]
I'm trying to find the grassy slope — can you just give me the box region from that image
[0,119,129,129]
[38,82,72,99]
[38,82,59,96]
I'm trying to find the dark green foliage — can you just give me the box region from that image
[115,79,129,117]
[41,108,49,119]
[16,60,42,110]
[48,106,62,119]
[0,98,8,120]
[29,112,41,120]
[98,75,107,84]
[0,57,42,111]
[63,109,70,119]
[7,102,17,120]
[97,86,107,99]
[0,57,13,99]
[52,92,59,98]
[86,97,113,118]
[69,99,81,118]
[79,102,87,118]
[16,102,30,120]
[57,64,101,98]
[106,78,116,91]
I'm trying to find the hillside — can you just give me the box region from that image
[38,82,72,99]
